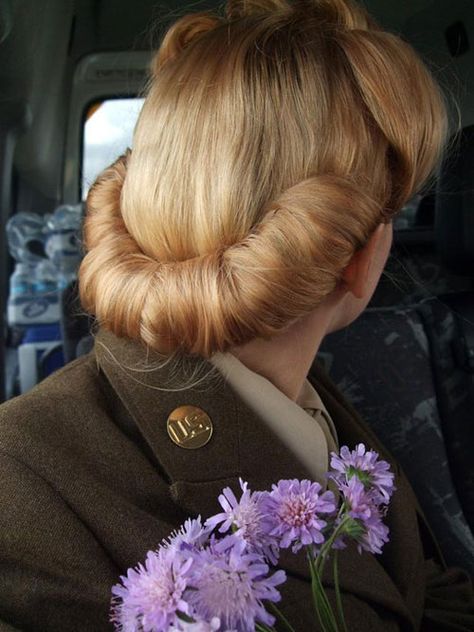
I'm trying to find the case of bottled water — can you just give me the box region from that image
[6,206,83,393]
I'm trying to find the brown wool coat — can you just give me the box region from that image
[0,328,473,632]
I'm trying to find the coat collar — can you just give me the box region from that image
[93,327,313,496]
[93,327,420,628]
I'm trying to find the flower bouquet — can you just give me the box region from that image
[110,444,395,631]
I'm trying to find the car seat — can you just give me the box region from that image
[315,125,474,574]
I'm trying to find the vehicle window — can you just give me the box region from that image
[82,98,145,199]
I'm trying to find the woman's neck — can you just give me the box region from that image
[230,222,393,398]
[231,299,338,401]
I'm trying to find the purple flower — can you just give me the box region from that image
[186,534,286,632]
[336,477,390,555]
[260,479,337,553]
[205,479,279,564]
[329,444,395,504]
[341,476,373,521]
[110,546,193,631]
[167,516,211,553]
[357,504,390,554]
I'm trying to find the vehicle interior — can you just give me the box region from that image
[0,0,473,577]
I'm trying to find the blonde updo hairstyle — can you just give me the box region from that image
[79,0,448,358]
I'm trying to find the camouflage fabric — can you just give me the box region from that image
[315,303,474,577]
[418,295,474,533]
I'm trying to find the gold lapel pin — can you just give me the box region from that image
[166,405,213,449]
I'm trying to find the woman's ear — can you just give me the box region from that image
[341,223,391,299]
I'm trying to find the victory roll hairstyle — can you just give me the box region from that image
[79,0,449,357]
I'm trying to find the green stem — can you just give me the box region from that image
[313,559,340,632]
[333,549,348,632]
[307,549,339,632]
[308,550,328,631]
[255,624,276,632]
[314,516,351,577]
[267,602,297,632]
[305,513,351,632]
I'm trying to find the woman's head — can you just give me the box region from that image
[79,0,448,357]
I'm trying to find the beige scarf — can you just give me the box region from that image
[211,352,339,487]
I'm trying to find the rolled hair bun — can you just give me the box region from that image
[79,0,449,358]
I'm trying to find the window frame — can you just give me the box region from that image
[64,51,150,204]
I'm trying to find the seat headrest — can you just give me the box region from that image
[435,125,474,276]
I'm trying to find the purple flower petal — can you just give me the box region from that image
[187,534,286,631]
[334,476,391,555]
[329,444,396,505]
[260,479,336,552]
[110,547,193,631]
[205,479,280,564]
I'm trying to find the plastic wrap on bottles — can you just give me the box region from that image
[6,212,46,264]
[6,205,83,327]
[6,212,60,326]
[6,206,84,391]
[33,260,58,295]
[9,263,34,297]
[45,204,83,289]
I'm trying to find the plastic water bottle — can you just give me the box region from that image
[6,211,47,325]
[6,212,49,327]
[6,211,68,392]
[9,262,34,298]
[45,205,82,290]
[33,259,58,295]
[7,259,60,326]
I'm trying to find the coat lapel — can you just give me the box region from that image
[94,329,419,629]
